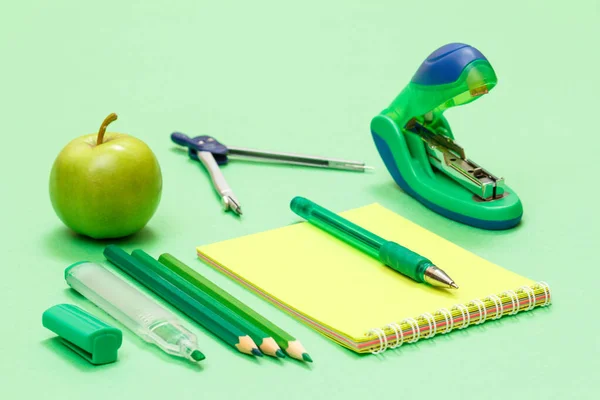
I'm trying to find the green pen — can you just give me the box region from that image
[290,197,459,289]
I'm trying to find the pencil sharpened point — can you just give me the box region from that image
[251,348,264,357]
[275,349,286,358]
[190,350,206,362]
[302,353,313,363]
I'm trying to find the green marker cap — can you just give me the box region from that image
[42,304,122,365]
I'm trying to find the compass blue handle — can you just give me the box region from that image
[171,132,230,165]
[171,132,197,148]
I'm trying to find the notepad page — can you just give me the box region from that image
[197,204,535,341]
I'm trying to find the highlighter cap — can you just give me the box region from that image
[42,304,122,365]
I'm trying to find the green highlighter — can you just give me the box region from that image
[290,196,458,289]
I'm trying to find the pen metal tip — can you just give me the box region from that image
[251,348,263,357]
[363,165,375,171]
[424,265,458,289]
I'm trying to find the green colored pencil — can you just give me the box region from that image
[159,253,312,362]
[132,250,283,358]
[104,245,261,357]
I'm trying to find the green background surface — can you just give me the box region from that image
[1,1,598,398]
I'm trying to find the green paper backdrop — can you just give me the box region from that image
[1,1,598,399]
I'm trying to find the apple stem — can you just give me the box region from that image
[97,113,118,145]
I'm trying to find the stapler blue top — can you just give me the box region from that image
[370,43,522,230]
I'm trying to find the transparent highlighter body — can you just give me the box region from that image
[65,262,203,362]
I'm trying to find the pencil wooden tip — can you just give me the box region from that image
[259,337,283,358]
[236,335,261,355]
[285,340,310,361]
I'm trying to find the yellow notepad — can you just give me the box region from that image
[197,204,551,354]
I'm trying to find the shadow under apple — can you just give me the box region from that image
[42,224,160,263]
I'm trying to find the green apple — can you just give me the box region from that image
[50,113,162,239]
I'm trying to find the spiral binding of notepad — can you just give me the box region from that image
[366,282,551,354]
